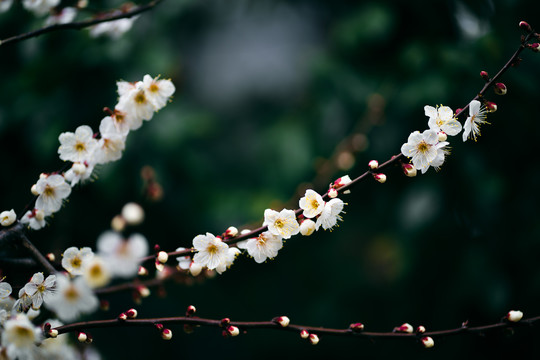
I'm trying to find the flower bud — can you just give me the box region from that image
[437,131,447,142]
[111,215,126,232]
[529,43,540,52]
[485,101,497,112]
[519,21,532,32]
[186,305,196,316]
[368,160,379,169]
[227,326,240,337]
[300,329,309,339]
[373,173,386,183]
[394,323,413,333]
[309,333,319,345]
[121,202,144,225]
[157,251,169,264]
[327,188,338,198]
[34,210,45,221]
[46,253,55,262]
[402,163,417,177]
[349,323,364,332]
[274,316,290,327]
[479,70,489,80]
[299,219,316,236]
[494,82,507,95]
[138,266,148,276]
[137,285,150,298]
[190,262,203,276]
[220,318,231,327]
[77,332,87,342]
[334,175,352,188]
[48,329,58,338]
[126,308,138,318]
[31,184,39,196]
[225,226,238,237]
[506,310,523,322]
[161,328,173,340]
[0,209,16,226]
[72,162,87,175]
[421,336,434,348]
[416,325,426,333]
[155,260,164,272]
[118,312,128,321]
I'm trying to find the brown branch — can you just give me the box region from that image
[53,313,540,344]
[19,231,56,275]
[0,0,163,47]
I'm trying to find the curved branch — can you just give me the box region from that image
[0,0,163,47]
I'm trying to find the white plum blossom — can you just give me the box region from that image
[116,81,155,123]
[216,247,241,274]
[20,209,47,230]
[400,129,449,174]
[35,174,71,213]
[82,256,111,289]
[192,233,229,270]
[425,105,462,136]
[263,209,300,239]
[23,272,56,310]
[299,189,325,218]
[0,281,11,300]
[97,231,148,278]
[64,161,95,186]
[110,108,142,132]
[299,219,316,236]
[58,125,98,163]
[93,116,127,164]
[315,198,345,231]
[44,6,77,26]
[175,247,192,270]
[141,75,176,110]
[246,231,283,263]
[45,273,98,321]
[89,17,138,39]
[0,209,16,226]
[61,247,94,275]
[22,0,60,16]
[1,314,42,360]
[463,99,488,142]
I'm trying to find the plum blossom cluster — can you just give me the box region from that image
[401,100,490,174]
[18,75,174,231]
[181,183,348,274]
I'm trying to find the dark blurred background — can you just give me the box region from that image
[1,0,540,358]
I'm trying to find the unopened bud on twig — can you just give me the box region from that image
[225,226,238,237]
[138,266,148,276]
[309,333,319,345]
[186,305,196,316]
[273,316,290,327]
[480,70,489,81]
[402,163,417,177]
[220,318,231,327]
[506,310,523,322]
[394,323,413,333]
[161,328,173,340]
[31,184,39,196]
[77,332,87,342]
[299,219,316,236]
[46,253,55,262]
[528,43,540,52]
[437,131,447,142]
[48,329,58,338]
[485,101,497,112]
[421,336,435,348]
[300,329,309,339]
[126,308,138,319]
[368,160,379,169]
[227,326,240,337]
[349,323,364,332]
[494,82,507,95]
[416,325,426,334]
[373,173,386,183]
[157,251,169,264]
[327,188,338,198]
[519,21,532,33]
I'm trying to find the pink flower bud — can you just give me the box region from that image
[300,329,309,339]
[485,101,497,112]
[494,82,507,95]
[327,188,338,198]
[373,173,386,183]
[221,318,231,327]
[519,21,532,32]
[190,262,203,276]
[368,160,379,169]
[402,163,417,177]
[506,310,523,322]
[155,260,165,272]
[349,323,364,332]
[227,326,240,337]
[334,175,352,188]
[225,226,238,237]
[309,333,320,345]
[299,219,316,236]
[48,329,58,338]
[479,70,489,80]
[161,328,173,340]
[394,323,413,333]
[138,266,148,276]
[529,43,540,52]
[416,325,426,333]
[421,336,434,348]
[46,253,55,262]
[126,308,138,318]
[274,316,290,327]
[77,332,87,342]
[186,305,197,316]
[137,285,150,298]
[118,312,128,321]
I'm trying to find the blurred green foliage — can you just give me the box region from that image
[1,0,540,358]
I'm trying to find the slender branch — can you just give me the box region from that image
[19,231,56,275]
[0,0,163,47]
[53,313,540,343]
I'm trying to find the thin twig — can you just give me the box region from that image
[19,231,56,274]
[0,0,163,47]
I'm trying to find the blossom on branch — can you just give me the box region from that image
[1,314,42,360]
[20,209,47,230]
[97,231,148,278]
[34,174,71,213]
[192,233,229,270]
[299,189,325,218]
[216,247,241,274]
[425,105,462,136]
[141,75,176,110]
[23,272,56,310]
[45,273,98,321]
[315,198,345,231]
[462,100,489,142]
[58,125,98,163]
[400,129,449,174]
[263,209,300,239]
[246,231,283,263]
[61,247,94,275]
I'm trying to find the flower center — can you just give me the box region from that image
[149,83,159,93]
[134,91,146,104]
[75,142,86,152]
[37,284,46,293]
[89,264,103,277]
[65,285,80,302]
[310,199,319,209]
[207,244,218,255]
[274,219,284,229]
[256,234,267,245]
[71,256,82,269]
[43,185,55,197]
[417,141,430,153]
[11,325,35,346]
